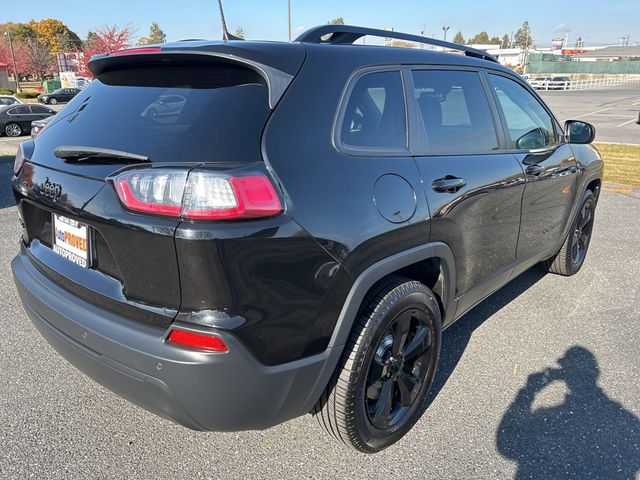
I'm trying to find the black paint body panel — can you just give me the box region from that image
[11,37,603,429]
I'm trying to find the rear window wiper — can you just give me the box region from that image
[54,145,150,163]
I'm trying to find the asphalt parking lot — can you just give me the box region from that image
[539,84,640,144]
[1,143,639,478]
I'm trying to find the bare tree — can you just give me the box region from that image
[24,38,55,79]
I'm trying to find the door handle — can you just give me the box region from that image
[525,164,544,176]
[432,176,466,193]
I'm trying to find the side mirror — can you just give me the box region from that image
[516,128,546,150]
[565,120,595,144]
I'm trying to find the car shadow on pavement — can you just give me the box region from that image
[1,154,15,209]
[426,267,548,410]
[496,346,640,479]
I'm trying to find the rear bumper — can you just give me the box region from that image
[12,247,340,431]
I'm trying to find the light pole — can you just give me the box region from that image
[442,26,450,42]
[4,31,21,93]
[288,0,291,41]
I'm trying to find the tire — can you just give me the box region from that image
[49,98,58,105]
[313,276,441,453]
[542,190,596,276]
[4,122,22,137]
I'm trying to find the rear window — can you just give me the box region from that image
[39,63,270,164]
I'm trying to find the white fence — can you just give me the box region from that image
[529,76,640,91]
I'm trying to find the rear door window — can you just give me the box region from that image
[412,70,499,154]
[38,63,271,164]
[339,70,407,150]
[10,106,30,115]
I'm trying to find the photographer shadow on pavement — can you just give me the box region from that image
[496,346,640,479]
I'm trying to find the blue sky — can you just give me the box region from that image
[5,0,639,47]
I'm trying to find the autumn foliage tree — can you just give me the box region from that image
[28,18,82,52]
[0,39,30,80]
[77,25,135,78]
[0,19,81,80]
[23,39,56,79]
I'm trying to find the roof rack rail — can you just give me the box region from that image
[295,25,499,63]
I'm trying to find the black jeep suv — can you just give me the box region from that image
[11,25,603,453]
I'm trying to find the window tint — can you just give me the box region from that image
[30,105,51,114]
[10,106,30,114]
[488,74,557,150]
[0,97,17,106]
[341,70,406,149]
[36,64,270,164]
[412,70,498,154]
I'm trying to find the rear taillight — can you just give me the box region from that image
[13,147,25,175]
[115,169,187,216]
[113,169,282,221]
[167,328,229,352]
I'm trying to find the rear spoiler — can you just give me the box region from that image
[88,49,294,109]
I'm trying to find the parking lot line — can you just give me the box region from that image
[615,118,638,128]
[590,114,640,118]
[573,107,612,119]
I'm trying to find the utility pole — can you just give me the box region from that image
[4,31,21,93]
[442,26,450,42]
[523,32,530,74]
[288,0,291,41]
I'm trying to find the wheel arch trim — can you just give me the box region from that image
[300,242,457,414]
[327,241,456,350]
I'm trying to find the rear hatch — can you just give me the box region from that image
[13,47,302,328]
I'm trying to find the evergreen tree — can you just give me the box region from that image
[468,31,490,44]
[452,31,465,44]
[137,22,166,45]
[513,21,532,48]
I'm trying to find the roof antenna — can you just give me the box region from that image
[216,0,243,40]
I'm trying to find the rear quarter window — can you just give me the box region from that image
[338,70,407,151]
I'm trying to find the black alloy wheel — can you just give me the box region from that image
[570,200,594,266]
[542,189,596,276]
[365,308,433,430]
[313,277,441,453]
